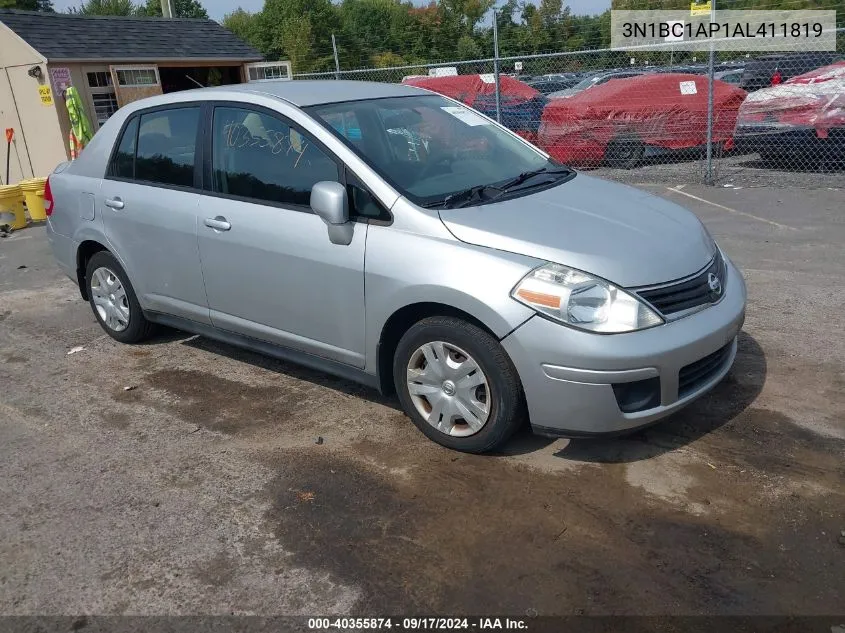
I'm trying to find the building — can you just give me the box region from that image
[0,9,290,183]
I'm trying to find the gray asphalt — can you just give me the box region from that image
[1,182,843,616]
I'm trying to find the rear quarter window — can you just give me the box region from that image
[108,116,138,179]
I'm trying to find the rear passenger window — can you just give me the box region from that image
[109,116,138,179]
[135,108,199,187]
[211,106,338,207]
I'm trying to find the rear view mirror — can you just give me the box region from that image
[310,181,353,245]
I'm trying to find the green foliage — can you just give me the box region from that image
[222,8,265,51]
[70,0,135,15]
[0,0,53,9]
[136,0,208,18]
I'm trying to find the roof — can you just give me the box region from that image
[0,9,262,62]
[218,80,427,107]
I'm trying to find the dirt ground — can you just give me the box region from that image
[0,182,843,617]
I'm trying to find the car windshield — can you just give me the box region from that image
[572,75,603,90]
[306,94,571,207]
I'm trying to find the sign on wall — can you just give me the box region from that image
[38,85,53,106]
[49,67,72,99]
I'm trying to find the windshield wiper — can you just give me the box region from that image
[424,184,504,209]
[498,166,573,193]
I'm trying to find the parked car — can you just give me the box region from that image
[527,77,582,95]
[45,80,746,453]
[538,73,747,168]
[548,70,649,99]
[715,68,744,85]
[403,74,547,139]
[654,65,709,75]
[738,52,844,92]
[734,61,845,166]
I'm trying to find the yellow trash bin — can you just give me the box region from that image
[20,177,48,222]
[0,184,27,230]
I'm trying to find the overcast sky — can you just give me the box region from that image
[54,0,611,22]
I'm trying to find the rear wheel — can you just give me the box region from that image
[393,316,524,453]
[85,251,153,344]
[605,134,645,169]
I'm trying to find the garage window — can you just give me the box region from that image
[245,62,292,82]
[116,67,159,87]
[86,70,118,126]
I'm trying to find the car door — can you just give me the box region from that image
[196,104,367,368]
[100,105,210,325]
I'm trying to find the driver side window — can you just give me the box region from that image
[211,106,339,207]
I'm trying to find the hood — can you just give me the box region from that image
[438,174,715,288]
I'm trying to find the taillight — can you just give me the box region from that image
[43,176,53,216]
[771,70,782,86]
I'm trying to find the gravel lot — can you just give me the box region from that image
[0,181,843,617]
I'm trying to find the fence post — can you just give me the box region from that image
[332,34,341,80]
[492,9,502,124]
[704,0,716,185]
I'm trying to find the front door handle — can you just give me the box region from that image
[104,197,124,210]
[204,216,231,232]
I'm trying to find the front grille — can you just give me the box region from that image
[678,342,733,398]
[635,251,726,317]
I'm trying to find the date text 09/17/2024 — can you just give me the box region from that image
[307,617,529,630]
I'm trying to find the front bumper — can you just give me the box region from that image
[501,258,747,436]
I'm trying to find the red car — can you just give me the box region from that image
[537,73,747,168]
[734,61,845,165]
[402,74,546,142]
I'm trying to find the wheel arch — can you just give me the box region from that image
[75,239,109,300]
[376,301,510,396]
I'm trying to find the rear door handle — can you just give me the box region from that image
[204,216,231,232]
[104,197,124,210]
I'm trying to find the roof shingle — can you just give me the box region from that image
[0,9,263,62]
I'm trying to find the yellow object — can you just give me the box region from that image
[0,184,27,230]
[20,178,48,222]
[38,85,54,106]
[691,0,711,16]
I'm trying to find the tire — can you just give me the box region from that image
[85,250,153,344]
[392,316,525,453]
[605,134,645,169]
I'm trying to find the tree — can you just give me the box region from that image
[70,0,135,15]
[0,0,54,8]
[456,34,481,60]
[136,0,208,18]
[222,8,264,51]
[278,15,314,72]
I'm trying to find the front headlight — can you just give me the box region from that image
[511,263,664,333]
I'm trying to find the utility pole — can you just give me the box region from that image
[332,34,341,80]
[704,0,716,184]
[160,0,174,18]
[492,8,502,124]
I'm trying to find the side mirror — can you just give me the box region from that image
[310,181,353,245]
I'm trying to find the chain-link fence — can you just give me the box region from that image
[293,27,845,188]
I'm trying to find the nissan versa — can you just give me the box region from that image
[45,81,747,453]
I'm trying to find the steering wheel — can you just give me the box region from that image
[416,144,455,181]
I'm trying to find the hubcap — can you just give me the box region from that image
[406,341,491,437]
[90,266,130,332]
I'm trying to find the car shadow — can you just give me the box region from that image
[179,334,400,410]
[152,327,763,462]
[730,154,845,173]
[553,331,766,464]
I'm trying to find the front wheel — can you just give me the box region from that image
[393,316,525,453]
[605,134,645,169]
